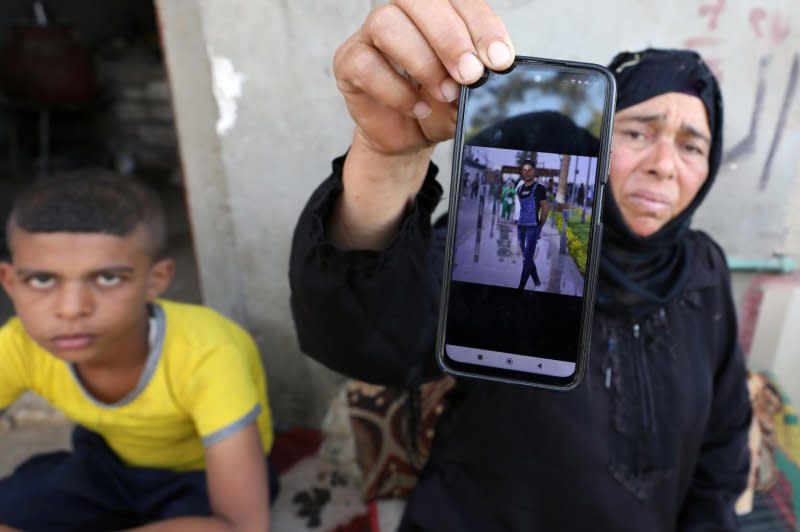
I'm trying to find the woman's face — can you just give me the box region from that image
[609,92,711,237]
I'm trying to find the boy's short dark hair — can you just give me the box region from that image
[522,159,535,168]
[6,172,167,259]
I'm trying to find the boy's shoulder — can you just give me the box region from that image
[0,315,41,352]
[158,298,231,321]
[0,315,25,337]
[157,299,256,357]
[159,299,249,338]
[156,300,266,407]
[0,317,54,396]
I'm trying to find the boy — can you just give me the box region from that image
[0,174,274,531]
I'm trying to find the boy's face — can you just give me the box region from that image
[0,226,174,366]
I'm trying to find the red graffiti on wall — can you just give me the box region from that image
[749,8,791,45]
[685,3,794,82]
[683,36,724,48]
[684,1,729,80]
[699,0,725,30]
[750,8,768,37]
[683,2,797,190]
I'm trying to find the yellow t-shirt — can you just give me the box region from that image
[0,299,273,472]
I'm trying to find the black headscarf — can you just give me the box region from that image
[596,48,724,317]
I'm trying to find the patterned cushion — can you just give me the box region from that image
[346,376,455,501]
[736,371,799,531]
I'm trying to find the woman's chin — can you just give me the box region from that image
[625,217,668,238]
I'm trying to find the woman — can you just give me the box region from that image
[289,3,750,530]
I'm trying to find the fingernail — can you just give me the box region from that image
[457,53,484,83]
[439,78,460,102]
[412,100,432,119]
[487,41,511,68]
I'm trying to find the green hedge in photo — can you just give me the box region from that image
[552,207,591,275]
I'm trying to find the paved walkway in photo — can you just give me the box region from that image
[453,194,584,295]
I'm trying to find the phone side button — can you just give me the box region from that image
[594,184,605,221]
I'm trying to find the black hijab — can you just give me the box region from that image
[596,48,724,317]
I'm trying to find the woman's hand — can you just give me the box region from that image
[331,1,515,250]
[335,0,514,156]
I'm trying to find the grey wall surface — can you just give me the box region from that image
[157,0,800,428]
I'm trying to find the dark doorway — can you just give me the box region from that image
[0,0,201,323]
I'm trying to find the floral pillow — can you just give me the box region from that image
[346,376,456,501]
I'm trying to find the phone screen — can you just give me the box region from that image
[437,57,616,389]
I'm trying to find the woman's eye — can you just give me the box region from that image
[96,273,122,287]
[684,143,705,156]
[27,275,55,289]
[623,129,646,141]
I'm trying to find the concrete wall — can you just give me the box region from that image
[156,0,800,427]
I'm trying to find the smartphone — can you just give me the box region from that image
[436,56,616,389]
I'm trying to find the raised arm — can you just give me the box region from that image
[290,1,515,386]
[289,157,447,386]
[329,0,514,250]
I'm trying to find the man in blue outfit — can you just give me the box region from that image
[516,160,549,290]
